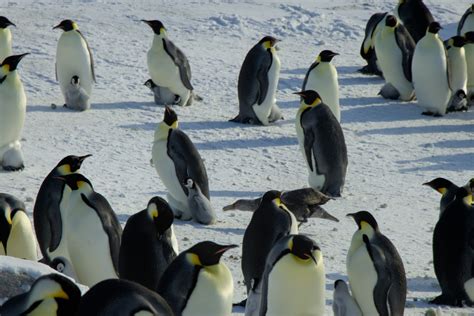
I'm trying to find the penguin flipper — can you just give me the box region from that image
[255,52,272,105]
[301,61,319,92]
[458,7,472,36]
[77,30,96,82]
[162,38,193,90]
[395,25,415,82]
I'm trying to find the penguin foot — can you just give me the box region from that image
[2,164,24,171]
[421,111,435,116]
[430,294,462,306]
[358,65,383,77]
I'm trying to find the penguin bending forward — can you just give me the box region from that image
[359,12,387,76]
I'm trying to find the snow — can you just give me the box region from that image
[0,0,473,314]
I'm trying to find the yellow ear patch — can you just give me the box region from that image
[72,22,78,30]
[51,290,69,300]
[263,41,272,49]
[2,64,10,73]
[437,188,447,195]
[58,164,72,175]
[288,237,294,251]
[160,27,166,35]
[77,181,86,189]
[171,121,178,129]
[316,55,321,62]
[311,97,322,107]
[360,221,371,231]
[151,209,159,218]
[466,194,473,205]
[187,253,202,266]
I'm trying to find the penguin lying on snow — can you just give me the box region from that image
[359,12,387,76]
[144,78,177,105]
[333,279,362,316]
[0,16,15,62]
[184,178,216,225]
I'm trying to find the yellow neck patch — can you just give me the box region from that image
[288,237,294,251]
[316,55,321,62]
[72,22,78,30]
[187,253,202,266]
[2,64,10,73]
[465,194,473,206]
[263,41,272,49]
[360,221,372,231]
[57,164,72,175]
[311,97,322,107]
[437,187,447,195]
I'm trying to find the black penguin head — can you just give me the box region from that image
[50,257,67,274]
[70,75,80,85]
[294,90,322,107]
[147,196,174,234]
[260,190,282,206]
[449,36,466,48]
[163,106,178,126]
[346,211,379,231]
[385,15,398,28]
[0,16,15,29]
[142,20,166,35]
[318,50,339,62]
[53,20,77,32]
[1,53,29,72]
[56,154,92,174]
[259,36,280,49]
[423,177,455,195]
[455,186,472,205]
[428,22,442,34]
[186,241,237,266]
[465,32,474,44]
[144,79,156,88]
[334,279,349,290]
[184,178,196,189]
[57,173,93,191]
[289,235,319,263]
[454,89,467,99]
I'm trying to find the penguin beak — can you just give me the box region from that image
[6,21,16,27]
[307,252,317,264]
[214,244,238,255]
[78,154,92,162]
[52,23,62,30]
[293,92,304,97]
[2,53,29,71]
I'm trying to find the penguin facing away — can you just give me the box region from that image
[157,241,236,316]
[464,32,474,106]
[394,0,434,43]
[259,234,325,316]
[295,90,348,197]
[144,78,177,105]
[231,36,283,125]
[445,36,468,112]
[346,211,407,316]
[184,177,217,225]
[458,4,474,36]
[423,177,459,216]
[77,278,174,316]
[0,16,15,62]
[0,53,28,171]
[0,273,81,316]
[359,12,387,76]
[119,196,178,291]
[333,279,362,316]
[33,154,92,263]
[63,75,90,111]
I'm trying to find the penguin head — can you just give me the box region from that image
[144,79,156,89]
[147,196,174,234]
[385,15,398,28]
[142,20,166,36]
[346,211,379,232]
[184,178,196,189]
[455,186,472,206]
[289,235,319,264]
[0,16,15,29]
[49,257,77,280]
[260,190,282,206]
[427,22,442,35]
[53,19,78,32]
[163,106,178,127]
[318,50,339,62]
[186,241,237,267]
[447,36,466,49]
[1,53,29,73]
[259,36,280,50]
[294,90,322,109]
[334,279,350,292]
[423,177,455,195]
[464,32,474,44]
[56,154,92,175]
[57,173,93,191]
[70,75,80,86]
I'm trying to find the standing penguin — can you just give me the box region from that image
[333,280,362,316]
[59,173,122,287]
[184,178,216,225]
[412,22,451,116]
[231,36,283,125]
[359,12,387,76]
[0,17,15,62]
[34,154,91,263]
[0,193,37,260]
[157,241,236,316]
[152,107,209,220]
[63,75,90,111]
[375,15,416,101]
[394,0,434,43]
[242,190,298,316]
[445,36,468,111]
[0,53,28,171]
[119,196,178,291]
[0,273,81,316]
[302,50,341,121]
[423,177,459,216]
[144,78,176,105]
[54,19,95,108]
[346,211,407,315]
[464,32,474,106]
[259,235,325,316]
[295,90,348,197]
[458,4,474,36]
[77,279,174,316]
[142,20,197,106]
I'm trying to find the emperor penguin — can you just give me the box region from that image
[302,50,341,121]
[431,181,474,306]
[77,279,174,316]
[49,256,78,281]
[423,177,459,216]
[152,106,209,220]
[375,15,416,101]
[359,12,387,76]
[0,53,28,171]
[394,0,434,43]
[54,20,95,106]
[412,22,451,116]
[59,173,122,287]
[0,193,37,260]
[144,78,177,105]
[0,273,81,316]
[33,154,91,263]
[184,178,217,225]
[242,190,298,316]
[157,241,237,316]
[142,20,197,107]
[445,36,468,112]
[333,279,362,316]
[0,16,15,62]
[458,4,474,36]
[259,234,325,316]
[119,196,178,290]
[295,90,348,197]
[63,75,90,111]
[346,211,407,315]
[464,32,474,106]
[231,36,283,125]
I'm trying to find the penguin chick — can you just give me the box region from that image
[423,177,459,215]
[144,78,178,105]
[333,279,362,316]
[49,256,78,281]
[184,178,217,225]
[447,90,468,112]
[64,75,90,111]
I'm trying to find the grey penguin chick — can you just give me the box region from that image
[144,78,177,105]
[333,279,362,316]
[64,75,90,111]
[49,256,78,281]
[184,178,216,225]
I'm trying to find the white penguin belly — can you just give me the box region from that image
[305,64,340,121]
[27,298,58,315]
[465,45,474,93]
[7,212,37,260]
[464,278,474,301]
[375,30,414,101]
[448,48,467,92]
[266,255,325,316]
[347,245,378,316]
[56,32,93,96]
[66,195,117,286]
[0,29,12,62]
[0,76,26,151]
[252,53,280,125]
[182,264,233,316]
[412,38,451,114]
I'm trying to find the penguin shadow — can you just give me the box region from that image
[193,135,298,150]
[407,276,440,293]
[432,139,474,149]
[210,190,265,198]
[278,77,302,91]
[280,67,307,75]
[277,99,299,109]
[338,75,382,87]
[397,152,474,173]
[361,123,474,136]
[172,218,245,235]
[232,305,245,314]
[27,101,156,113]
[342,100,423,124]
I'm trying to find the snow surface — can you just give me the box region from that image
[0,0,473,314]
